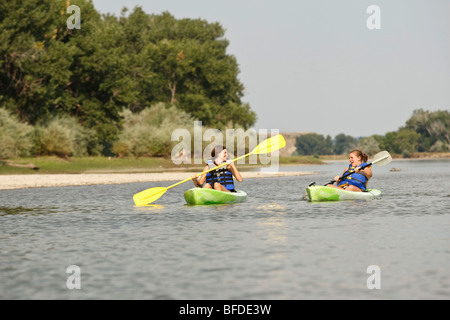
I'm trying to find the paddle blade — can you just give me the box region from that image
[371,151,392,166]
[133,187,168,206]
[252,134,286,155]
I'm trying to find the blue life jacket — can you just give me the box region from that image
[337,162,370,191]
[205,159,235,191]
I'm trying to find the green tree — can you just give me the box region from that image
[405,109,450,152]
[0,0,79,121]
[295,133,334,156]
[132,11,254,128]
[357,136,381,156]
[334,133,357,155]
[383,128,420,157]
[0,2,257,157]
[0,0,124,154]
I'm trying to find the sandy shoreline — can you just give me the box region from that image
[0,171,316,190]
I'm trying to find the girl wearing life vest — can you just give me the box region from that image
[327,150,373,192]
[192,145,243,192]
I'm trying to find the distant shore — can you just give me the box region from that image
[0,171,316,190]
[319,152,450,161]
[1,152,449,190]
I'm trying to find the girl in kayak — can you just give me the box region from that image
[192,145,243,192]
[327,150,372,192]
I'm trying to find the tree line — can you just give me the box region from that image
[295,109,450,157]
[0,0,256,156]
[2,2,448,160]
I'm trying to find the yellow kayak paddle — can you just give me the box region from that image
[133,134,286,206]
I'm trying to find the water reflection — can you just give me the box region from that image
[256,203,287,213]
[133,204,165,212]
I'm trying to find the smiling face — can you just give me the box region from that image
[349,152,363,167]
[215,148,227,164]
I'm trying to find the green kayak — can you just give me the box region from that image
[306,185,382,202]
[184,188,247,205]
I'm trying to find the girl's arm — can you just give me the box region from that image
[357,166,372,179]
[192,165,209,186]
[198,165,209,184]
[227,162,243,182]
[335,168,349,182]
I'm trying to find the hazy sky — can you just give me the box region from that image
[91,0,450,137]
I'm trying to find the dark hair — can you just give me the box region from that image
[211,145,226,157]
[350,149,368,163]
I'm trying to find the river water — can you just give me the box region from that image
[1,159,449,300]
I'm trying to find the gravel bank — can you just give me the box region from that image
[0,171,316,190]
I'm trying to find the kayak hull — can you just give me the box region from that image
[184,188,247,205]
[306,186,382,202]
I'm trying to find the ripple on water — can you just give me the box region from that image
[1,160,450,299]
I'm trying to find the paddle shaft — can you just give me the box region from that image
[327,154,390,185]
[133,134,286,205]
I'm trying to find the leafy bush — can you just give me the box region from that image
[430,140,450,152]
[31,116,95,157]
[113,103,196,157]
[0,108,33,159]
[356,136,381,156]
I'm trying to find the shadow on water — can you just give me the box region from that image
[0,206,58,216]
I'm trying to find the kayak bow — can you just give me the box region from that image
[184,188,247,205]
[306,185,382,202]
